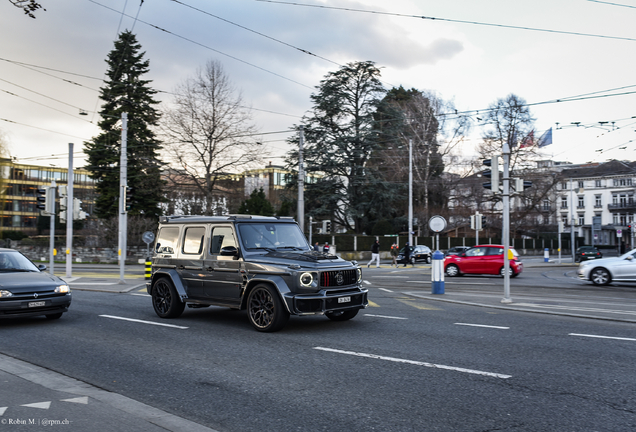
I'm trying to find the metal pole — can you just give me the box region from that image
[502,143,511,303]
[308,215,312,246]
[558,220,562,265]
[65,143,74,278]
[298,126,305,233]
[570,178,575,263]
[49,180,56,275]
[408,139,413,246]
[119,112,128,284]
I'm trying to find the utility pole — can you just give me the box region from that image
[49,180,56,275]
[408,139,413,247]
[298,126,305,233]
[502,142,511,303]
[118,112,128,284]
[66,143,74,278]
[570,178,575,263]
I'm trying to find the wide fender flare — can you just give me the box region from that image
[150,269,187,302]
[243,274,292,313]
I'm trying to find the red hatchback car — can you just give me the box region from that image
[444,245,523,277]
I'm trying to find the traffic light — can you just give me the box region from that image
[326,220,331,233]
[482,156,500,191]
[36,187,54,215]
[125,186,133,212]
[59,186,67,223]
[481,215,487,228]
[73,198,87,220]
[514,178,533,192]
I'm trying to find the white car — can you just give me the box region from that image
[577,248,636,285]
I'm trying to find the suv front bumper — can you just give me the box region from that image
[284,287,368,315]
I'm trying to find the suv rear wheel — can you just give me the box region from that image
[247,284,289,332]
[152,277,185,318]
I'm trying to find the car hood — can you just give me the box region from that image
[579,256,625,267]
[247,250,353,268]
[0,271,66,292]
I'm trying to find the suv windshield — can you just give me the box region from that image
[238,223,310,251]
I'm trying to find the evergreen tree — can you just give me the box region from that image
[238,188,275,216]
[287,61,386,233]
[84,30,164,219]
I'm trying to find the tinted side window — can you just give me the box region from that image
[465,247,487,257]
[183,227,206,255]
[155,227,180,254]
[210,226,237,254]
[487,248,504,256]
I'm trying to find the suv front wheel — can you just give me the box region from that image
[247,284,289,332]
[152,277,185,318]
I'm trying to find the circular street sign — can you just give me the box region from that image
[429,216,447,233]
[142,231,155,244]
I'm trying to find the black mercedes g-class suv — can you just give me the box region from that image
[147,215,368,332]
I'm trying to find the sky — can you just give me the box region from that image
[1,0,636,171]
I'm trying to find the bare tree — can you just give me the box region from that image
[161,60,264,215]
[9,0,44,18]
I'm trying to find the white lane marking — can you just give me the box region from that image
[130,293,151,297]
[21,401,51,409]
[99,315,189,329]
[0,407,7,416]
[364,314,407,320]
[514,303,636,317]
[59,277,79,283]
[378,288,393,292]
[314,347,511,379]
[569,333,636,341]
[455,323,509,329]
[61,397,89,404]
[363,280,372,285]
[69,282,119,286]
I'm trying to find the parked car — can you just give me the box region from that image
[444,245,523,277]
[575,246,603,263]
[577,248,636,285]
[148,215,368,332]
[0,248,71,320]
[397,245,432,264]
[445,246,470,257]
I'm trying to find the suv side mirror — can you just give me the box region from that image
[220,246,239,257]
[626,255,633,261]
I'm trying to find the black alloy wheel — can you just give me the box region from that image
[152,277,185,318]
[247,284,289,332]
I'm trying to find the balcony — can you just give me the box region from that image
[608,202,636,212]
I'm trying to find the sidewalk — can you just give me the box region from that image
[0,354,217,432]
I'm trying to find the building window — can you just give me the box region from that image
[561,215,568,226]
[595,195,602,208]
[577,196,584,208]
[578,214,585,226]
[542,199,550,211]
[578,181,584,189]
[595,179,601,187]
[613,213,619,225]
[561,197,568,209]
[561,181,568,190]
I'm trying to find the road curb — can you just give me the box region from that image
[404,292,636,324]
[0,353,219,432]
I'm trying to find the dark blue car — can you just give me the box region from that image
[0,248,71,320]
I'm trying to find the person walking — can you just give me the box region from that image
[313,242,320,252]
[323,242,330,253]
[390,242,399,267]
[403,242,411,267]
[367,239,380,268]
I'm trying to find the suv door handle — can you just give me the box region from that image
[178,265,185,270]
[206,266,214,272]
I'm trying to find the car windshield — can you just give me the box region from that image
[0,251,40,272]
[238,223,310,251]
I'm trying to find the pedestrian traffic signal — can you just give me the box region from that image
[73,198,87,220]
[482,156,500,192]
[514,178,533,192]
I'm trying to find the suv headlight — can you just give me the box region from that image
[55,285,70,294]
[0,290,13,298]
[299,272,317,287]
[357,268,362,282]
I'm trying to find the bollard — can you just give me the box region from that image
[431,250,445,295]
[544,248,549,263]
[145,257,152,281]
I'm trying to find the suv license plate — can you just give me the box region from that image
[28,301,46,308]
[338,296,351,303]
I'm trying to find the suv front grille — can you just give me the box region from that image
[320,269,357,287]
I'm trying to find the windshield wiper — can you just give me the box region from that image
[276,246,305,251]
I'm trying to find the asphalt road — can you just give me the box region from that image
[1,265,635,431]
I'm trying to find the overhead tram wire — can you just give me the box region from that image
[256,0,636,43]
[584,0,636,9]
[88,0,313,90]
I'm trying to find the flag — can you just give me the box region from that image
[538,127,553,147]
[520,130,534,148]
